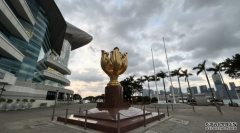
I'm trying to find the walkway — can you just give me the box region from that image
[0,103,239,133]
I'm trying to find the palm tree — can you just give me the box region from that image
[181,69,194,102]
[193,60,215,99]
[171,68,184,103]
[137,76,146,103]
[127,75,135,98]
[207,62,233,104]
[156,71,168,103]
[143,75,152,103]
[221,54,240,78]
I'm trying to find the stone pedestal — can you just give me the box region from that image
[57,85,165,133]
[97,86,130,109]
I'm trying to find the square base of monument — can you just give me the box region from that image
[57,107,165,133]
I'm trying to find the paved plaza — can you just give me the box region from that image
[0,103,239,133]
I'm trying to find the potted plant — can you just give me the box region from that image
[6,99,13,111]
[0,98,6,110]
[29,99,35,109]
[22,99,28,109]
[14,99,20,110]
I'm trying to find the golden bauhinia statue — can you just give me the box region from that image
[101,47,128,86]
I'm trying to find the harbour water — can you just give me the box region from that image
[158,99,240,104]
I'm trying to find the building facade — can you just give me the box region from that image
[229,82,236,91]
[169,86,179,96]
[212,73,225,91]
[0,0,92,101]
[187,86,198,99]
[199,85,208,93]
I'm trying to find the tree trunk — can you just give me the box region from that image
[178,76,184,103]
[204,70,215,98]
[187,78,193,103]
[163,79,168,103]
[219,71,233,104]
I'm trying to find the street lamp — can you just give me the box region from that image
[0,84,6,99]
[52,90,59,121]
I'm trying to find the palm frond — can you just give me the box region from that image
[202,60,206,67]
[206,68,217,72]
[178,67,182,72]
[193,66,200,70]
[196,70,202,75]
[212,62,218,67]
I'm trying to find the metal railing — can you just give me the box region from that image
[53,105,164,133]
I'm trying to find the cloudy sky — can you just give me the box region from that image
[55,0,240,98]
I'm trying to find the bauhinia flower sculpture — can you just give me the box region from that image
[101,47,128,86]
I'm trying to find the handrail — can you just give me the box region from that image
[47,57,70,72]
[42,70,70,84]
[0,33,24,58]
[23,0,36,23]
[2,0,31,38]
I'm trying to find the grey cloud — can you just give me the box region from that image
[168,55,185,63]
[69,69,104,82]
[55,0,240,94]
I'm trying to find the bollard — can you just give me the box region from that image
[79,107,81,113]
[143,105,146,127]
[117,112,120,133]
[192,105,195,112]
[157,107,160,121]
[84,110,88,130]
[166,105,169,117]
[65,108,68,125]
[155,104,156,110]
[171,104,173,111]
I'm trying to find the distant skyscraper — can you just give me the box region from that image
[155,91,159,97]
[222,83,229,91]
[148,89,155,98]
[229,82,236,91]
[187,86,198,97]
[208,88,215,92]
[199,85,208,93]
[212,74,224,91]
[192,86,198,94]
[170,86,179,96]
[160,90,164,95]
[143,89,149,96]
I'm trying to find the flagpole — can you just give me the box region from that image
[151,49,160,102]
[162,37,176,104]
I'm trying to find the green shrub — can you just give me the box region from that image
[16,99,20,102]
[151,97,158,103]
[136,96,143,102]
[143,96,150,102]
[22,99,28,103]
[30,99,35,102]
[7,99,13,103]
[0,98,6,103]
